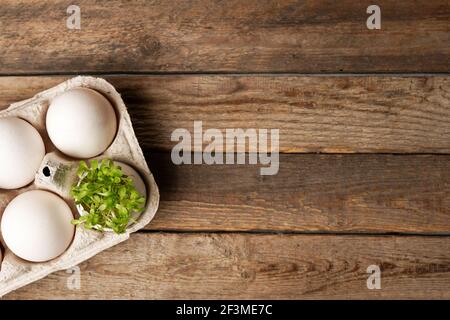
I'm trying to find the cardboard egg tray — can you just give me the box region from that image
[0,76,160,297]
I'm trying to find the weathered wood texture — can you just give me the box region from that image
[145,153,450,233]
[0,76,449,153]
[0,77,449,233]
[0,0,448,301]
[0,1,448,73]
[4,233,450,299]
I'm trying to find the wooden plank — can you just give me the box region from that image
[4,233,450,299]
[0,76,449,153]
[0,1,448,73]
[145,153,450,233]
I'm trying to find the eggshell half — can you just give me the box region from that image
[117,162,147,199]
[76,161,147,230]
[0,117,45,189]
[46,88,117,158]
[116,162,147,225]
[1,190,75,263]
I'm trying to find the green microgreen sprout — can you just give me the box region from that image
[70,159,146,234]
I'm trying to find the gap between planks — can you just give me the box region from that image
[0,72,449,77]
[134,229,450,237]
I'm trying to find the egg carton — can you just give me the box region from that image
[0,76,160,297]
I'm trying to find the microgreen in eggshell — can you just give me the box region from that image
[70,159,146,234]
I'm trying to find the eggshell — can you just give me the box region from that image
[46,88,117,158]
[76,161,147,230]
[1,190,75,263]
[117,162,147,199]
[0,117,45,189]
[115,162,147,226]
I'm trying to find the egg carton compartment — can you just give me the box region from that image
[0,76,160,297]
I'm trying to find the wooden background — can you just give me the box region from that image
[0,0,449,299]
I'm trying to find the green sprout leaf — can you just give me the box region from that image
[70,159,146,234]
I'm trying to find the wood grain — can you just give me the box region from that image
[0,0,448,301]
[5,233,450,299]
[145,153,450,233]
[0,1,448,73]
[0,76,449,153]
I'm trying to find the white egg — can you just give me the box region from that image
[1,190,75,262]
[46,88,117,158]
[0,117,45,189]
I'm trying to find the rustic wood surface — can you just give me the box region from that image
[0,76,449,153]
[0,0,449,300]
[0,1,448,73]
[4,233,450,299]
[145,152,450,233]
